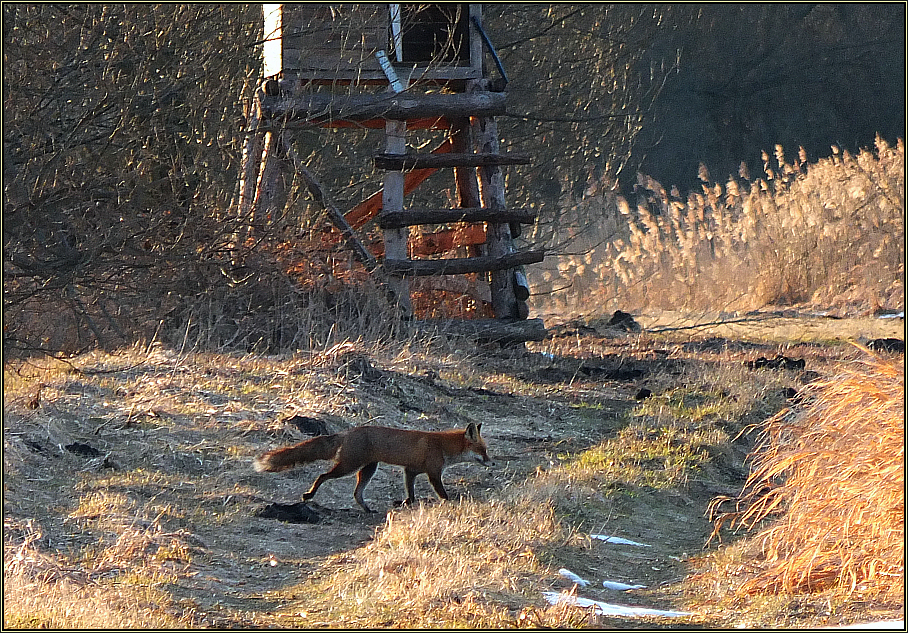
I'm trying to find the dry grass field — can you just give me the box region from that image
[4,136,904,628]
[4,312,903,628]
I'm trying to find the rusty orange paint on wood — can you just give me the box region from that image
[345,136,455,229]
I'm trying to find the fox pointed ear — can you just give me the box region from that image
[466,422,480,439]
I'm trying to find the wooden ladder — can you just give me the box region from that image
[377,81,544,328]
[239,79,547,343]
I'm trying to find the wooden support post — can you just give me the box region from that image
[475,112,520,320]
[253,129,282,226]
[382,119,412,317]
[451,117,485,261]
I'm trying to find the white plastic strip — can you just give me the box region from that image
[543,591,692,618]
[602,580,647,591]
[590,534,652,547]
[558,568,591,586]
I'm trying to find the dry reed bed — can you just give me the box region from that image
[710,352,904,600]
[532,137,904,314]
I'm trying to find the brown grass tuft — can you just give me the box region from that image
[710,353,904,599]
[280,495,580,628]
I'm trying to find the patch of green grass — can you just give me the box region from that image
[560,386,736,491]
[562,421,716,491]
[572,400,606,410]
[635,387,733,423]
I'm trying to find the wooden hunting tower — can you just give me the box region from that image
[263,4,483,84]
[240,4,546,343]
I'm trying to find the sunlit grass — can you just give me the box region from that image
[266,495,596,628]
[701,354,904,601]
[534,137,904,315]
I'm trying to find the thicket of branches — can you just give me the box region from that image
[4,5,262,356]
[7,6,895,357]
[485,4,681,249]
[4,5,677,357]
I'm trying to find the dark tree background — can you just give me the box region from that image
[632,4,906,193]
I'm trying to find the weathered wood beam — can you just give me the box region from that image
[384,250,545,277]
[316,117,448,130]
[410,225,487,257]
[414,318,548,343]
[374,152,531,170]
[474,108,522,319]
[378,207,536,229]
[382,119,412,316]
[262,91,508,122]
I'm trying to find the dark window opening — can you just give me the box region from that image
[393,4,470,65]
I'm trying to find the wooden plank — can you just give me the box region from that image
[384,249,545,276]
[409,225,487,257]
[262,91,508,121]
[319,117,448,130]
[414,317,548,343]
[374,151,531,170]
[378,207,536,228]
[474,108,521,319]
[416,276,492,305]
[285,66,483,85]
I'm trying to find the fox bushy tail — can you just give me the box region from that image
[253,434,343,472]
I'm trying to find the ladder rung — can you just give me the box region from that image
[379,207,536,228]
[374,152,532,170]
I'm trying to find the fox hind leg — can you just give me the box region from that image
[353,462,378,512]
[302,461,359,503]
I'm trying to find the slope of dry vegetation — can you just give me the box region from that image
[698,354,903,603]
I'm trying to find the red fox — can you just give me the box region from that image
[253,423,493,512]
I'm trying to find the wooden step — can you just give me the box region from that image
[345,138,455,230]
[378,207,536,229]
[374,152,532,170]
[384,249,545,277]
[410,225,487,257]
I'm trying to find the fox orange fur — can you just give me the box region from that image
[253,423,493,512]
